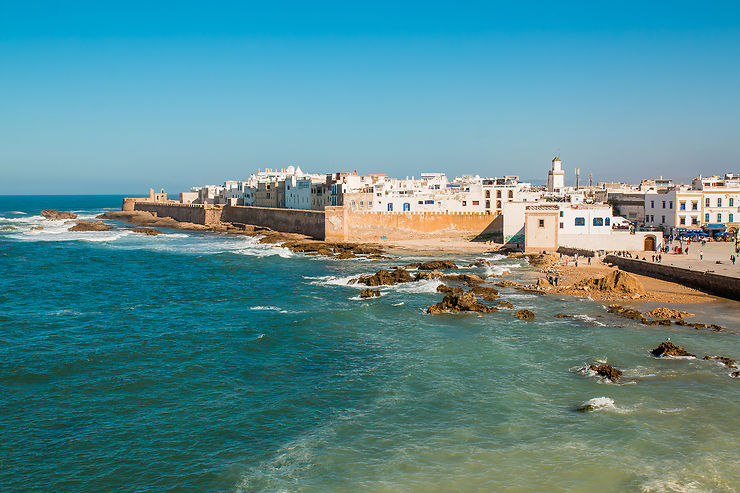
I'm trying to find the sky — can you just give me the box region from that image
[1,1,739,194]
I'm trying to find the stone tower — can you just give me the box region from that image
[547,156,565,193]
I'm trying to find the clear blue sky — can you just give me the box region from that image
[1,1,739,194]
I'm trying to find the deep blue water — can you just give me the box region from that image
[1,196,739,492]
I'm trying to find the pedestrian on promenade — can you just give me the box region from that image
[731,255,736,265]
[588,256,591,265]
[700,250,703,260]
[686,247,689,255]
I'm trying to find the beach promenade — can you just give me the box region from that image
[655,241,739,278]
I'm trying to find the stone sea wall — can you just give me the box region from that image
[222,205,325,239]
[604,254,740,301]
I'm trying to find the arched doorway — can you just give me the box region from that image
[644,235,656,251]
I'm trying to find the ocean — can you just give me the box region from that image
[1,195,739,493]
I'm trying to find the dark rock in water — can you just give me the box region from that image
[554,313,571,318]
[641,318,672,326]
[441,273,486,286]
[496,300,514,309]
[334,251,356,260]
[675,320,724,331]
[467,259,491,268]
[41,209,77,220]
[437,284,463,295]
[353,268,413,286]
[126,227,162,236]
[427,292,497,314]
[494,280,523,287]
[703,355,738,369]
[415,269,444,280]
[68,220,113,232]
[607,305,643,321]
[30,226,44,230]
[731,371,739,378]
[418,260,457,270]
[360,289,381,298]
[514,309,535,320]
[1,226,18,231]
[650,341,696,358]
[470,285,499,301]
[588,364,623,382]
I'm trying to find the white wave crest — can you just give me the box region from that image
[250,306,288,313]
[579,396,616,411]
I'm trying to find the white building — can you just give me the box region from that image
[547,157,565,193]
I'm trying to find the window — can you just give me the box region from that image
[418,200,424,204]
[705,213,710,222]
[387,203,393,212]
[730,213,734,222]
[680,202,686,210]
[669,201,673,209]
[651,200,655,208]
[662,201,666,209]
[718,198,722,207]
[403,203,410,212]
[692,202,698,210]
[485,190,490,198]
[692,216,698,225]
[472,201,480,206]
[462,201,467,206]
[730,198,735,207]
[706,198,710,207]
[605,217,610,226]
[559,211,564,217]
[717,213,722,222]
[575,217,585,226]
[485,200,490,209]
[679,216,686,225]
[593,217,604,226]
[538,219,545,228]
[496,190,502,198]
[559,222,564,229]
[661,215,665,224]
[496,200,502,209]
[425,200,434,204]
[508,190,513,199]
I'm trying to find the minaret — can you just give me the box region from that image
[547,156,565,193]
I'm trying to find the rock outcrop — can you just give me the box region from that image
[351,268,413,286]
[494,280,523,287]
[674,320,724,331]
[554,313,571,318]
[470,285,499,301]
[406,260,457,270]
[30,226,44,230]
[360,289,381,298]
[415,270,444,281]
[437,284,463,295]
[1,226,17,231]
[467,259,491,268]
[588,364,623,382]
[642,307,694,320]
[68,221,113,232]
[650,341,696,358]
[578,270,647,297]
[41,209,77,220]
[508,252,557,267]
[496,300,514,309]
[514,309,535,320]
[441,273,486,286]
[126,227,162,236]
[427,292,497,314]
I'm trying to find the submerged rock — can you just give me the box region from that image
[650,341,696,358]
[514,309,535,320]
[467,259,491,268]
[68,220,113,232]
[674,320,724,331]
[554,313,571,318]
[703,355,738,369]
[360,289,381,298]
[496,300,514,309]
[588,364,623,382]
[427,292,497,314]
[30,226,44,230]
[41,209,77,220]
[494,280,523,288]
[1,226,17,231]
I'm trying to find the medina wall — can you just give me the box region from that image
[133,201,214,224]
[223,205,325,239]
[327,209,501,242]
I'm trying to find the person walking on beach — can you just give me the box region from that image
[732,255,736,265]
[700,250,703,261]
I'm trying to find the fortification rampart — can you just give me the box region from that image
[604,254,740,301]
[222,205,325,239]
[327,209,501,242]
[131,201,217,224]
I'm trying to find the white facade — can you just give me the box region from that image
[547,157,565,193]
[284,176,312,210]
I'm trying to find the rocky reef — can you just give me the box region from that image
[126,227,162,236]
[650,341,696,358]
[588,363,623,382]
[350,268,414,286]
[514,309,535,320]
[405,260,457,270]
[360,289,381,298]
[68,220,113,232]
[41,209,77,220]
[427,292,497,314]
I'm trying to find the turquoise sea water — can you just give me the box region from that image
[1,196,739,493]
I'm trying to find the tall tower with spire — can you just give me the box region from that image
[547,156,565,193]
